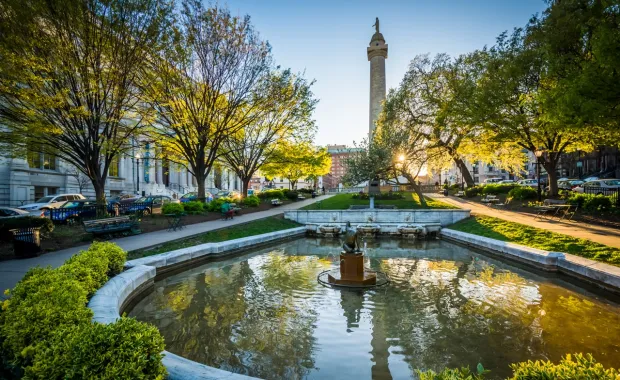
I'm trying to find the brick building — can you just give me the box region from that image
[324,145,362,189]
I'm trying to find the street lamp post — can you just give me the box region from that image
[535,149,543,202]
[135,153,140,194]
[472,162,478,186]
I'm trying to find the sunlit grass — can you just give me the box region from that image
[450,215,620,266]
[302,192,455,210]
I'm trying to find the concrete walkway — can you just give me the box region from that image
[0,195,330,297]
[428,194,620,249]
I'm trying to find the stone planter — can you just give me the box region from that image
[318,224,342,237]
[356,223,381,237]
[397,224,424,239]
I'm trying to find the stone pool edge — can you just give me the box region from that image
[441,228,620,294]
[88,226,306,380]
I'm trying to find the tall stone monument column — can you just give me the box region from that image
[367,17,388,140]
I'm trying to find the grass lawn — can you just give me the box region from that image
[127,216,300,260]
[449,215,620,266]
[302,192,455,210]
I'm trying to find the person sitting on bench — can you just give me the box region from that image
[221,202,234,220]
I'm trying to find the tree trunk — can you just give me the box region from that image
[196,172,207,202]
[543,160,559,197]
[241,177,251,198]
[214,166,222,189]
[411,182,427,207]
[454,157,475,187]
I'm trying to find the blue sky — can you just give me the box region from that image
[224,0,547,146]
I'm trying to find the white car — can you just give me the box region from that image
[517,179,538,188]
[19,194,86,211]
[0,207,45,218]
[583,176,599,183]
[483,178,504,184]
[498,179,515,184]
[573,179,620,194]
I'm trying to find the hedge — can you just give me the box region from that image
[0,242,166,379]
[182,201,204,214]
[243,195,260,207]
[352,192,405,200]
[416,354,618,379]
[568,193,614,211]
[508,186,538,201]
[283,190,299,201]
[481,184,516,195]
[207,197,234,212]
[257,189,285,200]
[161,202,184,215]
[0,217,54,242]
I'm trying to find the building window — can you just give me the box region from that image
[34,186,58,200]
[27,143,56,170]
[109,156,120,177]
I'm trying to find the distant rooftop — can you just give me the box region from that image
[326,144,363,154]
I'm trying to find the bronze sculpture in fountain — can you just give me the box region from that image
[326,221,378,286]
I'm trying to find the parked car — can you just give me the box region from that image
[0,207,45,219]
[498,179,515,184]
[573,179,620,194]
[180,192,213,203]
[557,179,584,191]
[517,179,538,188]
[107,194,140,212]
[582,176,599,183]
[214,190,241,200]
[483,178,504,184]
[50,199,98,223]
[125,195,175,215]
[19,194,86,212]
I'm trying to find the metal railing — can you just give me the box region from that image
[583,187,620,206]
[47,202,153,224]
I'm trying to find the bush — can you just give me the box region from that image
[243,195,260,207]
[207,197,234,212]
[509,353,619,379]
[298,188,314,194]
[0,243,164,378]
[257,189,285,200]
[465,186,482,198]
[161,202,184,215]
[0,216,54,242]
[481,184,515,195]
[283,190,299,201]
[26,318,166,380]
[508,186,538,201]
[568,193,614,211]
[449,184,461,191]
[182,201,204,214]
[417,366,486,380]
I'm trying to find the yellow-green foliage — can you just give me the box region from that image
[182,201,204,213]
[26,318,166,380]
[509,353,619,379]
[161,202,184,215]
[243,195,260,207]
[417,366,485,380]
[0,242,166,378]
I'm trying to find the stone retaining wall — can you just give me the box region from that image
[88,227,306,380]
[284,209,471,226]
[442,229,620,294]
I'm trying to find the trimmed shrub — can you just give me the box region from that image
[464,186,482,198]
[298,188,314,194]
[0,242,164,378]
[508,186,537,201]
[449,184,461,191]
[207,197,234,212]
[257,189,285,200]
[0,216,54,242]
[417,366,486,380]
[509,353,619,379]
[283,190,299,201]
[481,184,515,195]
[26,318,166,379]
[161,202,184,215]
[183,201,204,214]
[243,195,260,207]
[568,193,614,211]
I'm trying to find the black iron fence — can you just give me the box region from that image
[47,202,153,224]
[583,187,620,206]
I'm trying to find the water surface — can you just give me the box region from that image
[129,238,620,379]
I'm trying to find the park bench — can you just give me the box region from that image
[455,191,465,197]
[481,195,499,206]
[165,213,186,232]
[220,203,242,220]
[535,199,576,221]
[493,197,513,209]
[297,193,306,200]
[83,216,140,237]
[271,199,283,206]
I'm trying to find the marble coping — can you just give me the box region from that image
[441,228,620,293]
[284,209,471,227]
[88,227,305,380]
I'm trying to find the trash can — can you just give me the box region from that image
[443,189,449,196]
[10,227,41,258]
[312,191,316,198]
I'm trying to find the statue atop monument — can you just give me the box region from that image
[342,221,361,254]
[372,17,380,33]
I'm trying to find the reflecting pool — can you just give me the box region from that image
[129,238,620,379]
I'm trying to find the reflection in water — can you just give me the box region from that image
[129,239,620,380]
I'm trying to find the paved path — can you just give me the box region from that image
[429,194,620,249]
[0,195,330,297]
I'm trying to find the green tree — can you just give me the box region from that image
[262,141,331,190]
[142,1,273,201]
[220,70,318,197]
[0,0,172,203]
